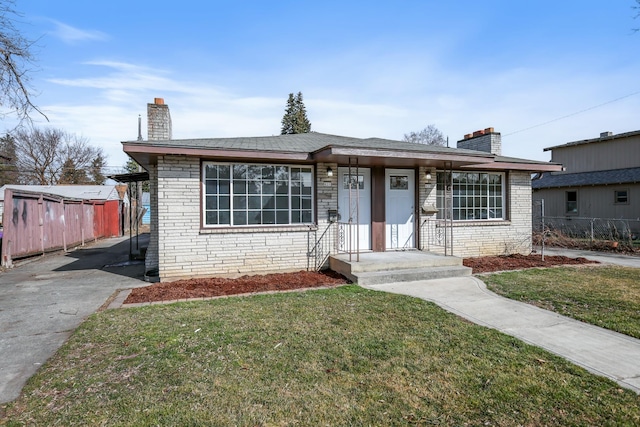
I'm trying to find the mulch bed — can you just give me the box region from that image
[462,253,599,274]
[125,254,600,304]
[124,270,349,304]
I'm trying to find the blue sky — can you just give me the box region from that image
[9,0,640,170]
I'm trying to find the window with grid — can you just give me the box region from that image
[436,172,504,220]
[203,163,313,226]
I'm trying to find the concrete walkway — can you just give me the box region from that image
[365,250,640,393]
[0,235,149,404]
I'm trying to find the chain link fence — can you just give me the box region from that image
[533,200,640,252]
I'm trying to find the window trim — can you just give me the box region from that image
[614,189,629,205]
[201,161,315,228]
[436,171,506,221]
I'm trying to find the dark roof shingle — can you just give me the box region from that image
[532,167,640,189]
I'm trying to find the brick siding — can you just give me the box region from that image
[418,171,532,257]
[146,158,532,281]
[151,157,340,281]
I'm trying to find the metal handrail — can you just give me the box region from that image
[307,222,335,271]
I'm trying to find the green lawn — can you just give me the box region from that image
[482,265,640,339]
[2,285,639,426]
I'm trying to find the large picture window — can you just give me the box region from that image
[436,172,504,220]
[203,163,313,226]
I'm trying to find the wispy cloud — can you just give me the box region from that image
[49,20,108,44]
[38,55,640,169]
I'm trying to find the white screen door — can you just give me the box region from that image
[337,167,371,251]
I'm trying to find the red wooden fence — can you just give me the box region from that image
[1,188,121,267]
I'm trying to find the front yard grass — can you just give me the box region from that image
[482,265,640,339]
[2,285,640,426]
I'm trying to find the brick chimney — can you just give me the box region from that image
[147,97,172,141]
[456,127,501,155]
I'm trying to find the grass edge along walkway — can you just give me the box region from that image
[482,265,640,340]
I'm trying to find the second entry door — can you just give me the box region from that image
[385,169,415,249]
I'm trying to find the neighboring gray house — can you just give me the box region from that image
[123,99,561,282]
[532,130,640,219]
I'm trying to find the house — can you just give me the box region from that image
[532,130,640,220]
[123,98,561,282]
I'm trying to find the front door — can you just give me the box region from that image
[337,167,371,251]
[385,169,415,249]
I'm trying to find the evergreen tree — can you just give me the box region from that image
[0,134,19,185]
[58,158,88,184]
[124,157,140,174]
[280,92,311,134]
[124,157,149,192]
[281,93,296,135]
[90,153,106,185]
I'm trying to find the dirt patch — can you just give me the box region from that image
[463,253,599,274]
[125,254,600,304]
[125,270,350,304]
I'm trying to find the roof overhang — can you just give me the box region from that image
[461,161,563,172]
[107,171,150,183]
[311,146,495,168]
[123,140,562,172]
[123,143,312,170]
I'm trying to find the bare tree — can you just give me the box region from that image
[13,127,105,185]
[403,124,446,146]
[0,0,46,123]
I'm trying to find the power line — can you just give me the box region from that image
[503,90,640,138]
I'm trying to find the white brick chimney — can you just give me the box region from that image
[457,127,501,155]
[147,97,172,141]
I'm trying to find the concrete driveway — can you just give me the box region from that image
[0,235,150,404]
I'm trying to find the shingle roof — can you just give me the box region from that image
[0,185,121,202]
[543,129,640,151]
[532,167,640,189]
[123,132,559,169]
[122,132,490,157]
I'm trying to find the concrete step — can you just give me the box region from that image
[352,265,472,286]
[330,251,463,275]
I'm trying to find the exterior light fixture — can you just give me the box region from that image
[327,167,333,177]
[425,172,432,181]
